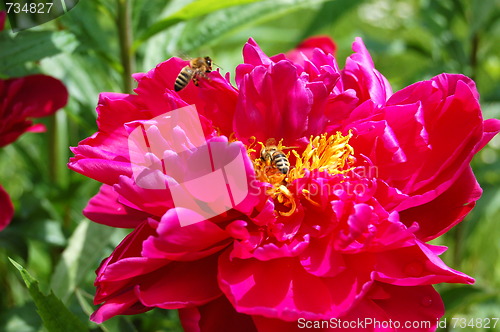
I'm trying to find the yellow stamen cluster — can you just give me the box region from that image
[250,132,355,216]
[289,132,355,181]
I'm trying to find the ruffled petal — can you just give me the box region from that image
[373,241,474,286]
[136,253,222,309]
[341,38,392,107]
[83,184,149,228]
[218,251,373,321]
[399,167,482,241]
[0,75,68,147]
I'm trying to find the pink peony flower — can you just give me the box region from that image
[0,11,6,31]
[0,184,14,231]
[0,74,68,230]
[285,35,337,64]
[0,75,68,147]
[69,37,500,330]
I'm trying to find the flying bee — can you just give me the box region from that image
[174,56,213,92]
[260,138,290,175]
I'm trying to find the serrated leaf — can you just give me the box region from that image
[135,0,264,47]
[0,30,78,74]
[8,258,88,332]
[50,219,117,303]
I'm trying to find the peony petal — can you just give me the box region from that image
[0,184,14,231]
[218,251,373,321]
[342,37,392,106]
[136,253,222,309]
[477,117,500,151]
[0,11,6,31]
[299,236,346,278]
[0,75,68,147]
[382,74,485,205]
[242,38,274,67]
[373,241,474,286]
[399,167,482,241]
[83,184,150,228]
[142,208,231,261]
[94,221,159,303]
[180,71,239,137]
[371,283,444,331]
[234,60,312,144]
[341,283,444,331]
[90,288,150,323]
[179,296,258,332]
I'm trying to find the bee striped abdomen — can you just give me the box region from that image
[261,141,290,175]
[272,151,290,175]
[174,67,194,92]
[174,57,213,92]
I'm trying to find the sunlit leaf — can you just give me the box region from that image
[136,0,265,47]
[0,31,78,75]
[176,0,333,54]
[8,258,88,332]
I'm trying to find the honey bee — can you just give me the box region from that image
[174,56,213,92]
[260,138,290,175]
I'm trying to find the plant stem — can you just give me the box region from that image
[117,0,134,93]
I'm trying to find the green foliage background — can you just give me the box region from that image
[0,0,499,331]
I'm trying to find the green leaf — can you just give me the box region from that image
[50,219,118,303]
[8,258,88,332]
[0,30,78,74]
[176,0,333,54]
[135,0,264,48]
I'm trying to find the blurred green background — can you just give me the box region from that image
[0,0,499,331]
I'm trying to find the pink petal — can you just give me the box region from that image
[477,117,500,151]
[340,283,444,331]
[0,75,68,146]
[133,57,189,115]
[383,74,485,204]
[234,60,312,144]
[142,208,231,261]
[299,236,346,278]
[342,37,392,106]
[373,240,474,286]
[0,184,14,231]
[179,296,257,332]
[136,253,222,309]
[179,71,239,137]
[285,35,337,68]
[371,283,444,331]
[90,288,150,323]
[0,11,6,31]
[83,184,150,228]
[241,38,274,67]
[218,251,373,321]
[399,167,482,241]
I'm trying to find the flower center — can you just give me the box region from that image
[249,132,355,216]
